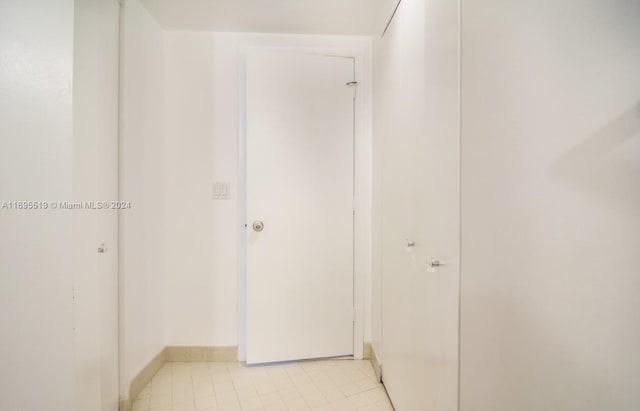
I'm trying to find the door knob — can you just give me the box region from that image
[252,221,264,232]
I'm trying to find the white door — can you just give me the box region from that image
[379,0,460,409]
[245,51,355,364]
[73,0,119,409]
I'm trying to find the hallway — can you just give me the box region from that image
[2,0,639,410]
[131,360,392,411]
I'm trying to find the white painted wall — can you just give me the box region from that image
[460,1,640,410]
[140,0,379,35]
[373,0,401,36]
[163,32,217,346]
[120,0,166,397]
[163,32,373,350]
[0,0,76,410]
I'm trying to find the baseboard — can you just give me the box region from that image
[363,342,382,382]
[370,345,382,383]
[167,345,238,362]
[122,347,168,411]
[119,346,238,410]
[363,342,372,360]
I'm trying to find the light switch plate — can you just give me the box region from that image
[213,182,230,200]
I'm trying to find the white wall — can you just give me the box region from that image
[163,32,373,350]
[120,0,166,397]
[460,1,640,410]
[163,32,217,345]
[0,0,76,409]
[373,0,401,36]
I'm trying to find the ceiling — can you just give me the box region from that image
[138,0,399,36]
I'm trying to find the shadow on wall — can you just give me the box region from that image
[468,294,610,410]
[550,101,640,212]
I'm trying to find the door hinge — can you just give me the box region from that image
[347,81,357,98]
[352,307,357,323]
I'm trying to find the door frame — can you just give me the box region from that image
[237,45,371,362]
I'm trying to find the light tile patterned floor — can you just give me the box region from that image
[131,359,393,411]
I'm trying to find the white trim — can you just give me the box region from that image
[238,51,248,362]
[237,45,370,362]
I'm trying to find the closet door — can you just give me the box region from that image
[377,0,460,409]
[73,0,120,409]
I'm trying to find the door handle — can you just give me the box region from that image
[427,257,447,272]
[252,220,264,232]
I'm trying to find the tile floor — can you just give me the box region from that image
[131,359,393,411]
